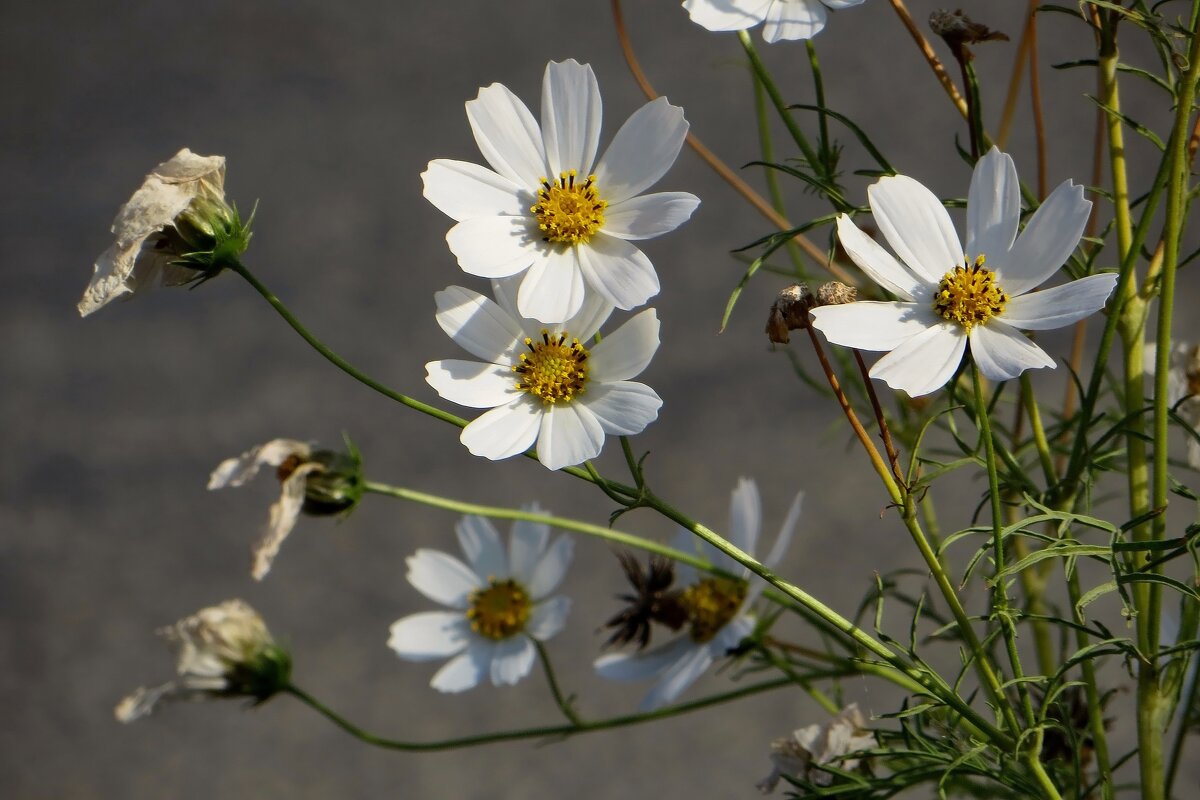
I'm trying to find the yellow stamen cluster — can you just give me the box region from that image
[933,255,1008,333]
[679,578,748,644]
[514,330,589,404]
[531,170,606,245]
[466,578,531,641]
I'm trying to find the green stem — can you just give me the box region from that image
[737,30,821,170]
[534,639,583,726]
[751,62,807,275]
[284,678,791,751]
[805,40,831,171]
[1066,566,1116,800]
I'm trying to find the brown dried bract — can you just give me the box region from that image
[766,284,816,344]
[602,551,686,650]
[929,9,1008,61]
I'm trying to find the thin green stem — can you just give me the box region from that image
[1066,566,1116,800]
[534,639,583,726]
[751,64,807,274]
[284,678,791,751]
[737,30,821,170]
[1020,374,1057,490]
[805,40,831,170]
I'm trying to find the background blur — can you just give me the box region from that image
[4,1,1195,797]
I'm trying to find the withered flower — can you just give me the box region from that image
[602,551,687,650]
[929,9,1008,62]
[765,284,815,344]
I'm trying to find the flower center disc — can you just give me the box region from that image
[680,578,748,643]
[514,331,589,404]
[933,257,1008,333]
[466,578,531,640]
[531,171,606,245]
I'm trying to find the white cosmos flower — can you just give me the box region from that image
[756,703,876,792]
[425,275,662,471]
[683,0,866,42]
[388,511,573,693]
[421,59,699,323]
[595,478,801,711]
[810,148,1118,397]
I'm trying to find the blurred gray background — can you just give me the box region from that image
[4,1,1194,797]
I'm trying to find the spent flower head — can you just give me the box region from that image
[422,59,698,323]
[810,148,1118,396]
[756,703,876,792]
[79,148,252,316]
[595,478,801,710]
[388,511,573,693]
[683,0,867,43]
[208,437,364,580]
[425,276,662,471]
[115,599,289,723]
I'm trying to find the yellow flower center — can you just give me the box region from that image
[679,578,748,644]
[466,578,531,641]
[513,330,590,404]
[933,255,1008,333]
[531,171,607,245]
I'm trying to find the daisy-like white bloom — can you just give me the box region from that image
[208,438,363,580]
[683,0,866,43]
[79,148,243,316]
[115,599,290,722]
[388,511,573,693]
[756,703,876,793]
[594,478,801,711]
[1147,341,1200,468]
[421,59,698,323]
[810,148,1118,397]
[425,275,662,471]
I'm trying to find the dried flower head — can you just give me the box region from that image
[929,9,1008,61]
[79,148,251,316]
[766,284,815,344]
[115,599,290,722]
[757,703,876,793]
[208,437,364,579]
[602,551,687,650]
[816,281,857,306]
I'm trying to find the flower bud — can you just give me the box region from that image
[816,281,857,306]
[115,599,290,723]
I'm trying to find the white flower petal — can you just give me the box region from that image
[1000,273,1117,330]
[579,381,662,435]
[869,175,962,283]
[489,636,536,686]
[764,490,803,571]
[561,285,616,341]
[594,635,694,682]
[251,463,321,580]
[536,402,606,470]
[604,192,700,240]
[406,549,481,609]
[425,360,520,409]
[589,308,660,381]
[460,398,543,462]
[387,611,471,661]
[207,439,311,490]
[434,286,526,363]
[446,216,539,279]
[683,0,772,31]
[421,159,527,221]
[995,179,1091,296]
[835,215,925,301]
[822,0,866,8]
[594,97,689,205]
[728,478,762,557]
[455,515,509,582]
[763,0,827,42]
[465,83,548,188]
[869,323,966,397]
[527,536,574,598]
[966,148,1020,263]
[576,234,661,311]
[508,516,551,586]
[810,302,937,351]
[527,595,571,640]
[517,247,587,323]
[430,640,494,693]
[639,640,715,711]
[541,60,602,177]
[969,321,1055,382]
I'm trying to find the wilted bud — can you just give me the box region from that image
[929,10,1007,61]
[757,703,876,793]
[79,148,252,317]
[208,436,365,580]
[766,284,815,344]
[816,281,857,306]
[115,599,290,723]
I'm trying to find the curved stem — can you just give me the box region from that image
[737,31,819,169]
[534,639,583,726]
[284,678,791,752]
